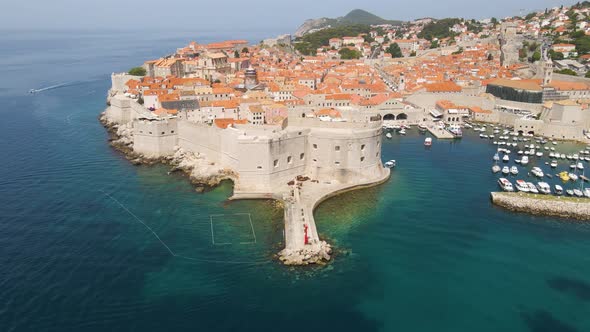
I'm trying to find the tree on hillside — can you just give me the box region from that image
[549,50,565,60]
[242,47,249,53]
[487,53,494,61]
[491,17,498,26]
[128,67,146,76]
[556,68,577,76]
[338,48,362,59]
[585,71,590,78]
[430,40,439,49]
[234,50,240,58]
[531,51,541,62]
[386,43,403,58]
[574,35,590,54]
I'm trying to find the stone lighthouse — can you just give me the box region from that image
[244,66,258,90]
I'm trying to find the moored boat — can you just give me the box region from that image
[384,160,396,168]
[554,184,563,195]
[502,166,510,175]
[559,171,570,182]
[498,178,514,192]
[424,137,432,147]
[515,180,529,192]
[536,182,551,194]
[492,165,501,173]
[527,182,539,194]
[510,166,518,175]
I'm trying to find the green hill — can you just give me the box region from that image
[340,9,399,25]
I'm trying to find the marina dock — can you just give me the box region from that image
[427,126,454,139]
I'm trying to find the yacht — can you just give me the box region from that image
[447,125,462,138]
[536,151,543,157]
[493,153,500,161]
[510,166,518,175]
[566,189,575,196]
[399,129,407,135]
[492,164,501,173]
[531,167,544,178]
[384,160,396,168]
[502,155,510,162]
[521,156,529,166]
[561,154,566,159]
[418,124,428,132]
[527,182,539,194]
[570,164,577,170]
[386,132,392,139]
[584,188,590,198]
[536,182,551,195]
[559,171,570,182]
[569,173,579,181]
[574,189,584,197]
[577,162,584,170]
[550,160,558,168]
[502,166,510,175]
[498,178,514,192]
[515,180,529,192]
[554,185,564,195]
[424,137,432,147]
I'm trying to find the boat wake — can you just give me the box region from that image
[28,81,79,94]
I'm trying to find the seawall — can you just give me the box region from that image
[490,192,590,220]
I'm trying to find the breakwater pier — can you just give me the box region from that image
[491,192,590,220]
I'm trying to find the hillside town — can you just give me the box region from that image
[102,2,590,265]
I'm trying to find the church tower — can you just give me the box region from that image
[398,73,405,92]
[542,46,553,86]
[244,66,258,90]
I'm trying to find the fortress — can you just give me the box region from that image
[103,73,390,265]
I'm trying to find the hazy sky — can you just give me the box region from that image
[1,0,579,33]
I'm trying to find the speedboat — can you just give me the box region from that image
[555,184,563,195]
[515,180,529,192]
[536,151,543,157]
[527,182,539,194]
[517,150,524,155]
[521,156,529,166]
[569,173,579,181]
[510,166,518,175]
[492,165,501,173]
[577,162,584,170]
[502,166,510,175]
[502,155,509,162]
[536,182,551,194]
[559,171,570,182]
[566,189,574,196]
[424,137,432,146]
[384,160,396,168]
[493,153,500,161]
[399,129,406,135]
[531,167,544,178]
[418,124,428,132]
[561,154,566,159]
[550,160,558,168]
[574,189,584,197]
[386,133,392,139]
[498,178,514,192]
[584,188,590,198]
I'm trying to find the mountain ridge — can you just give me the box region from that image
[294,9,403,37]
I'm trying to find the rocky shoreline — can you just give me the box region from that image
[490,192,590,220]
[99,112,236,191]
[278,241,332,266]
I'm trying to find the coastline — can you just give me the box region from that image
[490,191,590,220]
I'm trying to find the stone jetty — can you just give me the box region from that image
[491,192,590,220]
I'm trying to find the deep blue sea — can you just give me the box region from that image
[1,30,590,332]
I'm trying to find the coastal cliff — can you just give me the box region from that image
[491,192,590,220]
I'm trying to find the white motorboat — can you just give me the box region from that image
[386,133,392,139]
[536,182,551,194]
[502,155,509,162]
[552,141,557,145]
[550,160,558,168]
[527,182,539,194]
[515,180,529,192]
[569,173,579,181]
[566,189,574,196]
[515,159,521,164]
[498,178,514,192]
[574,189,584,197]
[492,165,501,173]
[521,156,529,166]
[531,167,544,178]
[493,153,500,161]
[510,166,518,175]
[502,166,510,175]
[384,160,396,168]
[424,137,432,146]
[561,154,566,159]
[570,164,577,170]
[554,184,563,195]
[577,162,584,170]
[536,152,544,157]
[399,129,407,135]
[584,188,590,198]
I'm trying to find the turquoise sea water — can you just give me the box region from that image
[1,30,590,332]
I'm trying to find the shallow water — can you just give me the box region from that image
[1,31,590,332]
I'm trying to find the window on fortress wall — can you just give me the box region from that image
[149,132,152,134]
[376,152,379,157]
[300,153,305,160]
[313,144,318,149]
[274,159,279,168]
[161,132,165,135]
[287,156,292,164]
[361,157,365,162]
[335,161,340,166]
[361,144,365,151]
[171,131,175,134]
[257,166,262,169]
[335,146,340,151]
